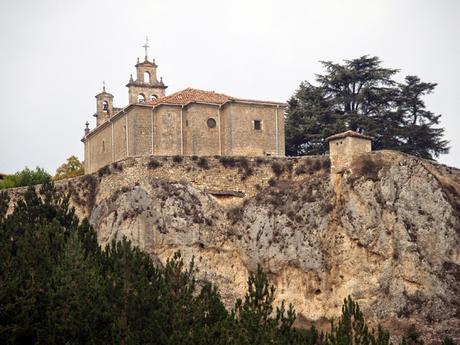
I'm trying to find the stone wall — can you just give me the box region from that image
[184,104,220,156]
[223,103,284,156]
[84,101,286,174]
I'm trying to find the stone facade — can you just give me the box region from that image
[82,56,286,173]
[327,130,373,174]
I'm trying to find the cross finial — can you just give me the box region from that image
[102,80,106,92]
[142,36,149,60]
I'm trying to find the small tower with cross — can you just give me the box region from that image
[94,81,114,126]
[126,36,167,104]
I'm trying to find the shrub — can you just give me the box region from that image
[322,159,331,170]
[294,164,307,175]
[112,162,123,172]
[172,155,183,163]
[360,156,381,180]
[197,157,209,169]
[191,155,198,161]
[268,178,277,187]
[309,160,322,173]
[255,157,265,166]
[219,156,237,168]
[97,165,111,178]
[147,159,161,169]
[271,162,284,177]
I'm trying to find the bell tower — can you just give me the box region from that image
[126,37,167,104]
[94,82,114,126]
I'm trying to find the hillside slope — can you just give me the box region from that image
[7,152,460,342]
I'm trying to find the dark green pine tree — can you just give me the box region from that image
[285,55,449,159]
[102,238,166,345]
[326,296,390,345]
[0,181,110,344]
[396,76,449,159]
[232,265,297,345]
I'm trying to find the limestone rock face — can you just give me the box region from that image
[10,153,459,343]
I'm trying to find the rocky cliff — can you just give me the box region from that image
[7,152,460,342]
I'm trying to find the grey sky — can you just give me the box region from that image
[1,0,459,174]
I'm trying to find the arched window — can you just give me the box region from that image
[144,72,150,83]
[150,94,158,101]
[137,94,146,103]
[102,100,109,112]
[102,140,105,153]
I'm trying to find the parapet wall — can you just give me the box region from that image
[5,155,332,220]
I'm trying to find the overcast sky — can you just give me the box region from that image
[0,0,459,174]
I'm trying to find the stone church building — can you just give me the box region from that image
[82,51,286,174]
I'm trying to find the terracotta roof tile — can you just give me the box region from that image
[326,130,373,142]
[145,88,285,106]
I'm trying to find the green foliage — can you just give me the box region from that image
[326,296,390,345]
[0,166,51,190]
[286,55,449,160]
[441,337,455,345]
[0,184,454,344]
[53,155,85,181]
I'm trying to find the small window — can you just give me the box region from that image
[253,120,262,130]
[207,118,216,128]
[102,100,109,112]
[150,94,158,100]
[137,94,146,103]
[102,140,105,153]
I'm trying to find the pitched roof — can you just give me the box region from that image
[326,130,373,142]
[145,88,285,106]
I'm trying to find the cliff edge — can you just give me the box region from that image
[6,151,460,342]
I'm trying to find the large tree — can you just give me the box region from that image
[285,56,449,159]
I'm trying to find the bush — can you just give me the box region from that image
[295,164,307,175]
[322,159,331,170]
[98,165,111,178]
[147,159,161,169]
[172,155,183,163]
[112,162,123,172]
[268,178,277,187]
[197,157,209,169]
[0,166,51,189]
[309,160,322,174]
[271,162,284,177]
[219,156,237,168]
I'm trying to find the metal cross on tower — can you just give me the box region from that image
[142,36,149,60]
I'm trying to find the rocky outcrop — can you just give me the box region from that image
[6,152,460,343]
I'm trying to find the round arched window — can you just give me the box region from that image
[207,118,217,128]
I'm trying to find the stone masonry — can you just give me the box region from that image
[82,53,286,174]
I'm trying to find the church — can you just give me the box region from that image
[82,44,286,174]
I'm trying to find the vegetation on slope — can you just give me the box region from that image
[0,183,455,345]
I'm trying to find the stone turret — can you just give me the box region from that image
[94,83,114,127]
[326,130,373,174]
[126,55,167,104]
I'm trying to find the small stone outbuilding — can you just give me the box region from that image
[327,130,373,173]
